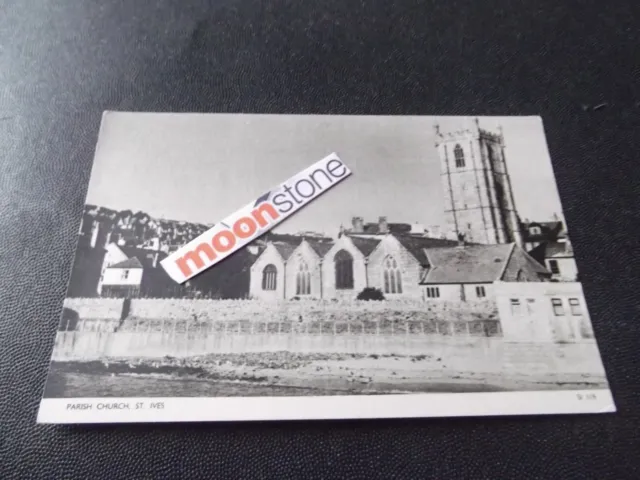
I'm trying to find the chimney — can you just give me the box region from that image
[351,216,364,233]
[411,222,425,235]
[378,216,388,234]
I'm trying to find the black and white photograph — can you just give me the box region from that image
[38,113,614,423]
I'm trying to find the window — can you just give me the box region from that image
[262,264,277,291]
[529,226,541,235]
[510,298,521,315]
[526,298,536,314]
[551,298,565,316]
[569,298,582,316]
[425,287,440,298]
[476,286,486,298]
[454,144,465,168]
[383,256,403,294]
[296,260,311,295]
[121,269,129,280]
[548,259,560,275]
[334,250,354,290]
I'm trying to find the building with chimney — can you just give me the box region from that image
[343,216,428,238]
[435,119,523,246]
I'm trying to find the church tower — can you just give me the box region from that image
[435,118,523,246]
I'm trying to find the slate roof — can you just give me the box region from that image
[349,236,381,257]
[119,247,167,268]
[306,239,334,258]
[393,234,460,265]
[272,241,299,260]
[109,257,143,269]
[528,240,573,264]
[420,244,515,284]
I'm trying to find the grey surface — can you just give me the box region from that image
[1,0,639,478]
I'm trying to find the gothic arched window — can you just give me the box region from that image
[454,144,465,168]
[335,250,354,290]
[262,264,277,290]
[296,260,311,295]
[383,255,403,294]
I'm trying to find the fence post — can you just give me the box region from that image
[465,322,470,336]
[250,321,254,335]
[278,321,281,335]
[390,318,394,336]
[376,321,380,336]
[347,322,351,335]
[435,321,440,335]
[421,321,425,335]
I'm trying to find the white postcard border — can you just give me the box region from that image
[38,390,615,424]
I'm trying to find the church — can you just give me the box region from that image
[249,120,552,301]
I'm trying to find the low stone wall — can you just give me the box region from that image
[52,330,500,363]
[65,297,498,324]
[50,330,605,377]
[63,298,125,320]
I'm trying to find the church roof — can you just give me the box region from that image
[349,236,381,257]
[393,234,460,265]
[420,244,515,284]
[272,241,299,260]
[305,239,334,258]
[108,257,143,269]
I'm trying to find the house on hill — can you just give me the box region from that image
[528,238,577,282]
[521,219,566,251]
[98,244,176,298]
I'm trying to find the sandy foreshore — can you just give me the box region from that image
[45,351,608,398]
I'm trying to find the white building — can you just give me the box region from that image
[97,243,165,297]
[528,237,578,282]
[494,281,593,343]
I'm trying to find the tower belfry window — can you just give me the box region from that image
[454,144,465,168]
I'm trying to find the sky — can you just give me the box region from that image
[86,113,565,237]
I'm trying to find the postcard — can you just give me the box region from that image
[38,113,614,423]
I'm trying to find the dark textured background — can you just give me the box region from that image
[1,0,639,478]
